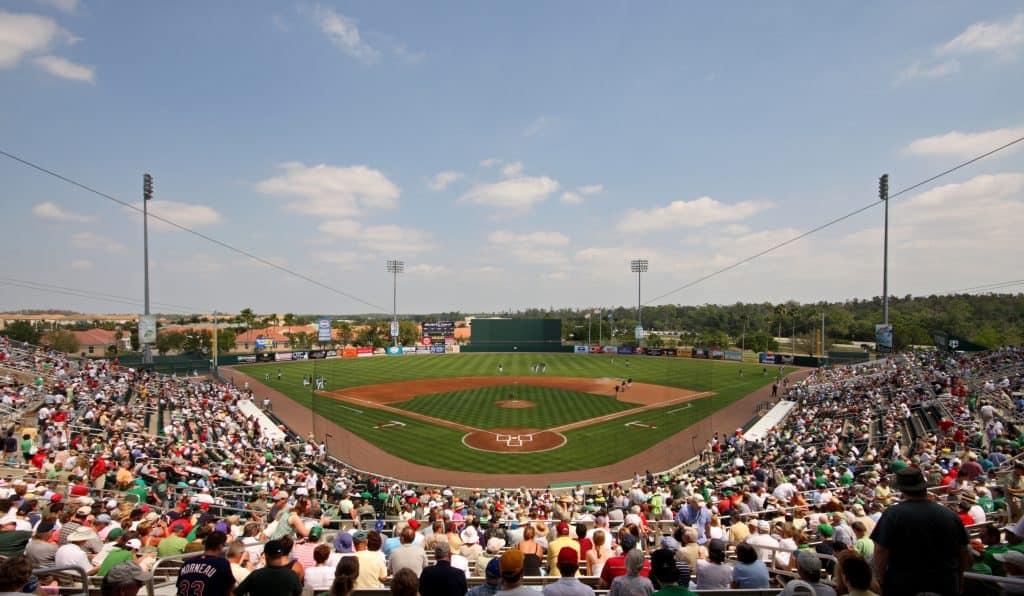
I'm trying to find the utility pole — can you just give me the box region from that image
[212,311,218,378]
[630,260,648,344]
[821,311,826,359]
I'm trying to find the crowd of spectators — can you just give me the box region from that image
[1,335,1023,595]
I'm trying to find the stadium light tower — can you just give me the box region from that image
[386,259,404,348]
[630,259,648,342]
[142,173,153,367]
[879,174,890,326]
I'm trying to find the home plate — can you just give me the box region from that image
[625,421,656,429]
[667,404,693,414]
[375,420,407,429]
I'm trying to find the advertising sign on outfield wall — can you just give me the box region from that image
[589,345,603,353]
[617,346,635,355]
[387,346,402,355]
[431,345,445,353]
[416,346,431,354]
[662,348,678,356]
[604,346,616,354]
[275,352,293,361]
[237,355,256,364]
[342,347,358,358]
[574,345,589,353]
[646,348,662,356]
[402,346,417,354]
[317,318,332,343]
[724,350,743,362]
[356,347,373,357]
[307,350,327,360]
[256,353,274,362]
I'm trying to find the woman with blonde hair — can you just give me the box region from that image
[270,496,312,540]
[516,523,545,576]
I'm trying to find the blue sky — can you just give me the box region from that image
[2,1,1023,315]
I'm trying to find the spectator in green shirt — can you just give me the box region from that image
[158,525,189,558]
[98,538,142,576]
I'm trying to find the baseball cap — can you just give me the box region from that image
[556,522,570,535]
[124,539,142,550]
[620,533,637,552]
[407,519,419,530]
[796,552,822,574]
[35,520,56,534]
[334,531,354,553]
[352,530,368,543]
[108,528,126,540]
[105,562,150,584]
[757,520,770,532]
[95,514,112,525]
[76,506,92,516]
[708,538,726,553]
[557,547,578,566]
[817,523,834,537]
[485,557,501,579]
[500,549,524,577]
[264,540,286,558]
[308,526,323,541]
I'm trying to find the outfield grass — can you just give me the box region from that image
[395,385,639,429]
[234,353,793,474]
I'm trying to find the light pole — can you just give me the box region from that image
[586,313,592,345]
[142,173,153,367]
[386,260,404,348]
[880,174,890,326]
[211,311,218,378]
[630,260,648,343]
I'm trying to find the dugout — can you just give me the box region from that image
[461,318,570,352]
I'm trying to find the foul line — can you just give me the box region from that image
[667,404,694,414]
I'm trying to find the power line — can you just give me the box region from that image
[940,279,1024,295]
[0,277,207,313]
[0,149,389,312]
[645,134,1024,305]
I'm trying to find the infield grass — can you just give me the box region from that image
[234,352,793,475]
[395,385,639,429]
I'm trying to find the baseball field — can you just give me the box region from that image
[233,353,793,479]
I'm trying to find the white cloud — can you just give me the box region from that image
[35,0,80,14]
[501,162,524,178]
[561,183,603,204]
[480,158,502,168]
[32,201,94,222]
[543,271,567,280]
[428,170,462,191]
[904,124,1024,158]
[162,253,226,275]
[256,162,400,217]
[311,4,378,64]
[898,60,960,81]
[130,200,222,231]
[939,13,1024,56]
[69,259,92,270]
[407,264,450,276]
[459,176,560,212]
[70,231,126,253]
[523,117,549,137]
[313,251,367,270]
[33,54,93,82]
[316,219,432,254]
[489,230,569,246]
[617,196,773,233]
[0,10,66,69]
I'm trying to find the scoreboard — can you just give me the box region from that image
[421,321,455,339]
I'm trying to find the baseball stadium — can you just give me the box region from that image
[4,3,1024,594]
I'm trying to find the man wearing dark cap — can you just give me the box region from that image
[651,548,696,595]
[234,539,302,596]
[542,547,595,595]
[175,531,235,596]
[871,467,969,595]
[24,520,57,567]
[418,541,467,596]
[793,552,837,596]
[547,521,581,577]
[467,557,501,596]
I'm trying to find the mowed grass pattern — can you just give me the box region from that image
[395,385,639,429]
[235,353,794,474]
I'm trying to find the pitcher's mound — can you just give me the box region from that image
[463,428,566,453]
[495,400,535,409]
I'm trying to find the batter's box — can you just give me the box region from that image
[507,438,523,447]
[495,434,511,442]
